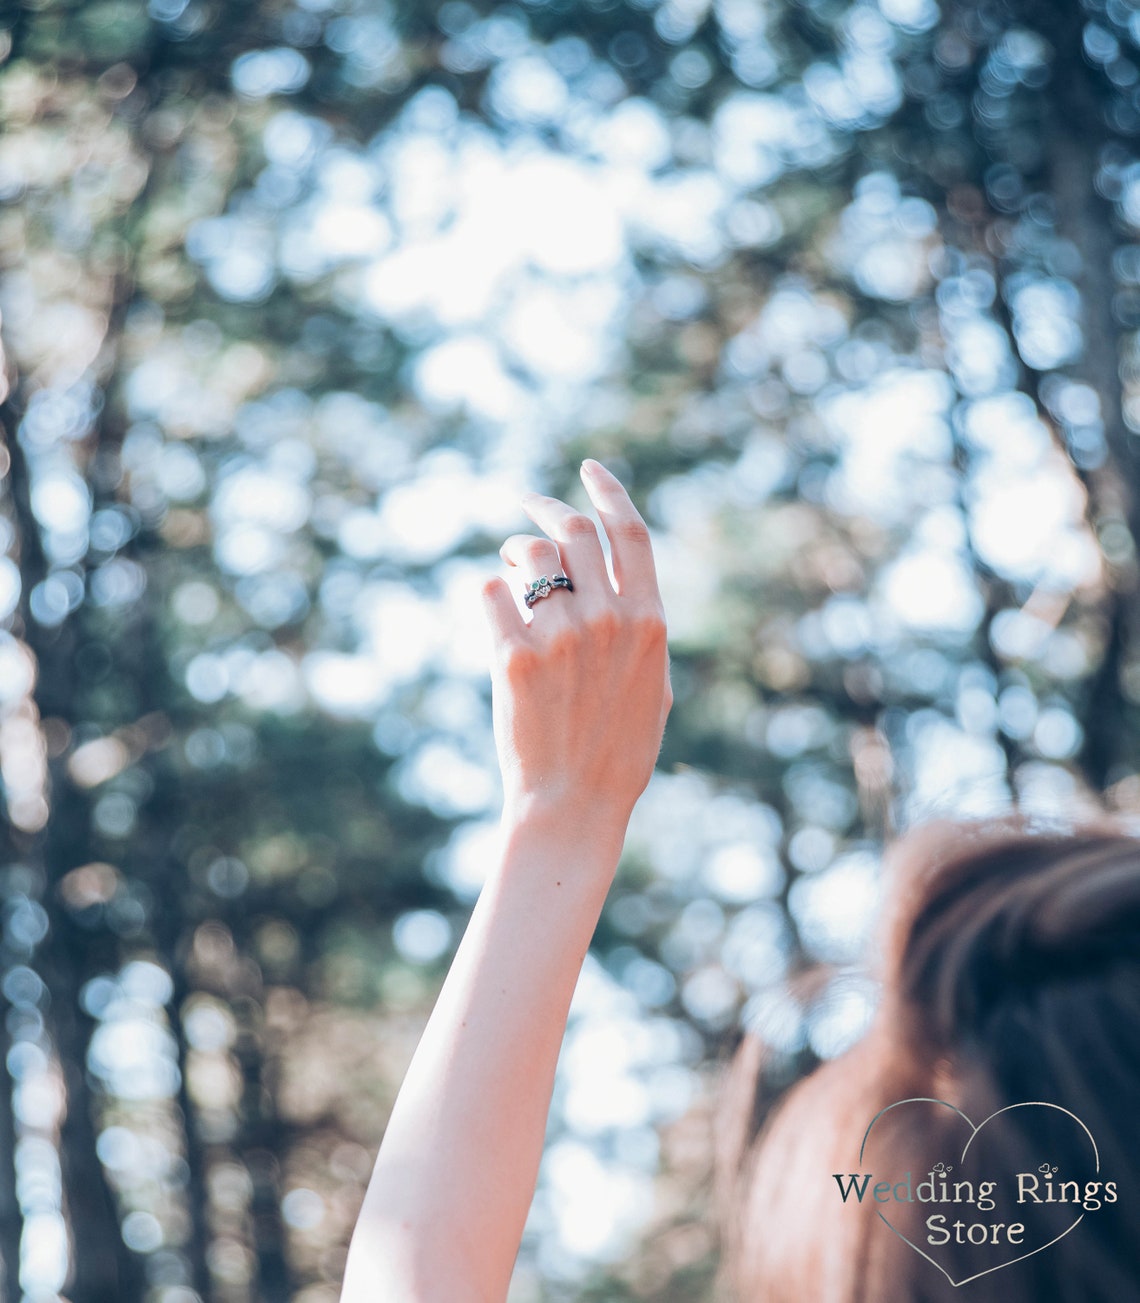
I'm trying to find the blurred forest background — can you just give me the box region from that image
[1,0,1140,1298]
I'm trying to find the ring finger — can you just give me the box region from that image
[499,534,574,615]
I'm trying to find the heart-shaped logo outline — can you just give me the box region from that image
[858,1097,1100,1288]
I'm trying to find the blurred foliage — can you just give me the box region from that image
[2,0,1140,1299]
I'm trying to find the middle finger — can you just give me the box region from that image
[520,491,612,595]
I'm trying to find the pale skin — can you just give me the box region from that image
[340,459,672,1303]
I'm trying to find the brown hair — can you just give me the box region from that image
[717,819,1140,1301]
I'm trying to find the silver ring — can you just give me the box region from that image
[524,574,574,609]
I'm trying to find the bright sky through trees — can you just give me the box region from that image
[1,0,1140,1297]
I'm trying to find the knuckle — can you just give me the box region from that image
[634,609,668,642]
[563,512,598,539]
[588,607,621,640]
[524,537,554,561]
[503,643,540,680]
[613,515,651,545]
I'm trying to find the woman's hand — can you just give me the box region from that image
[481,459,673,828]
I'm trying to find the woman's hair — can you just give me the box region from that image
[716,819,1140,1301]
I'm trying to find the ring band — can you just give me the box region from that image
[524,574,574,608]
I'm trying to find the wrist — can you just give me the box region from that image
[502,790,632,844]
[498,794,630,884]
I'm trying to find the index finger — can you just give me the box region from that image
[579,460,661,602]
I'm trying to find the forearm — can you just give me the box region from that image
[340,801,628,1303]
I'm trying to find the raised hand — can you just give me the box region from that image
[480,459,672,827]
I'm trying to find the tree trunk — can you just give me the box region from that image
[975,0,1140,789]
[3,408,146,1302]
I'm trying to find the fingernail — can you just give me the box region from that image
[582,459,603,477]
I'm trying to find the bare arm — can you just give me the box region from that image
[340,460,672,1303]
